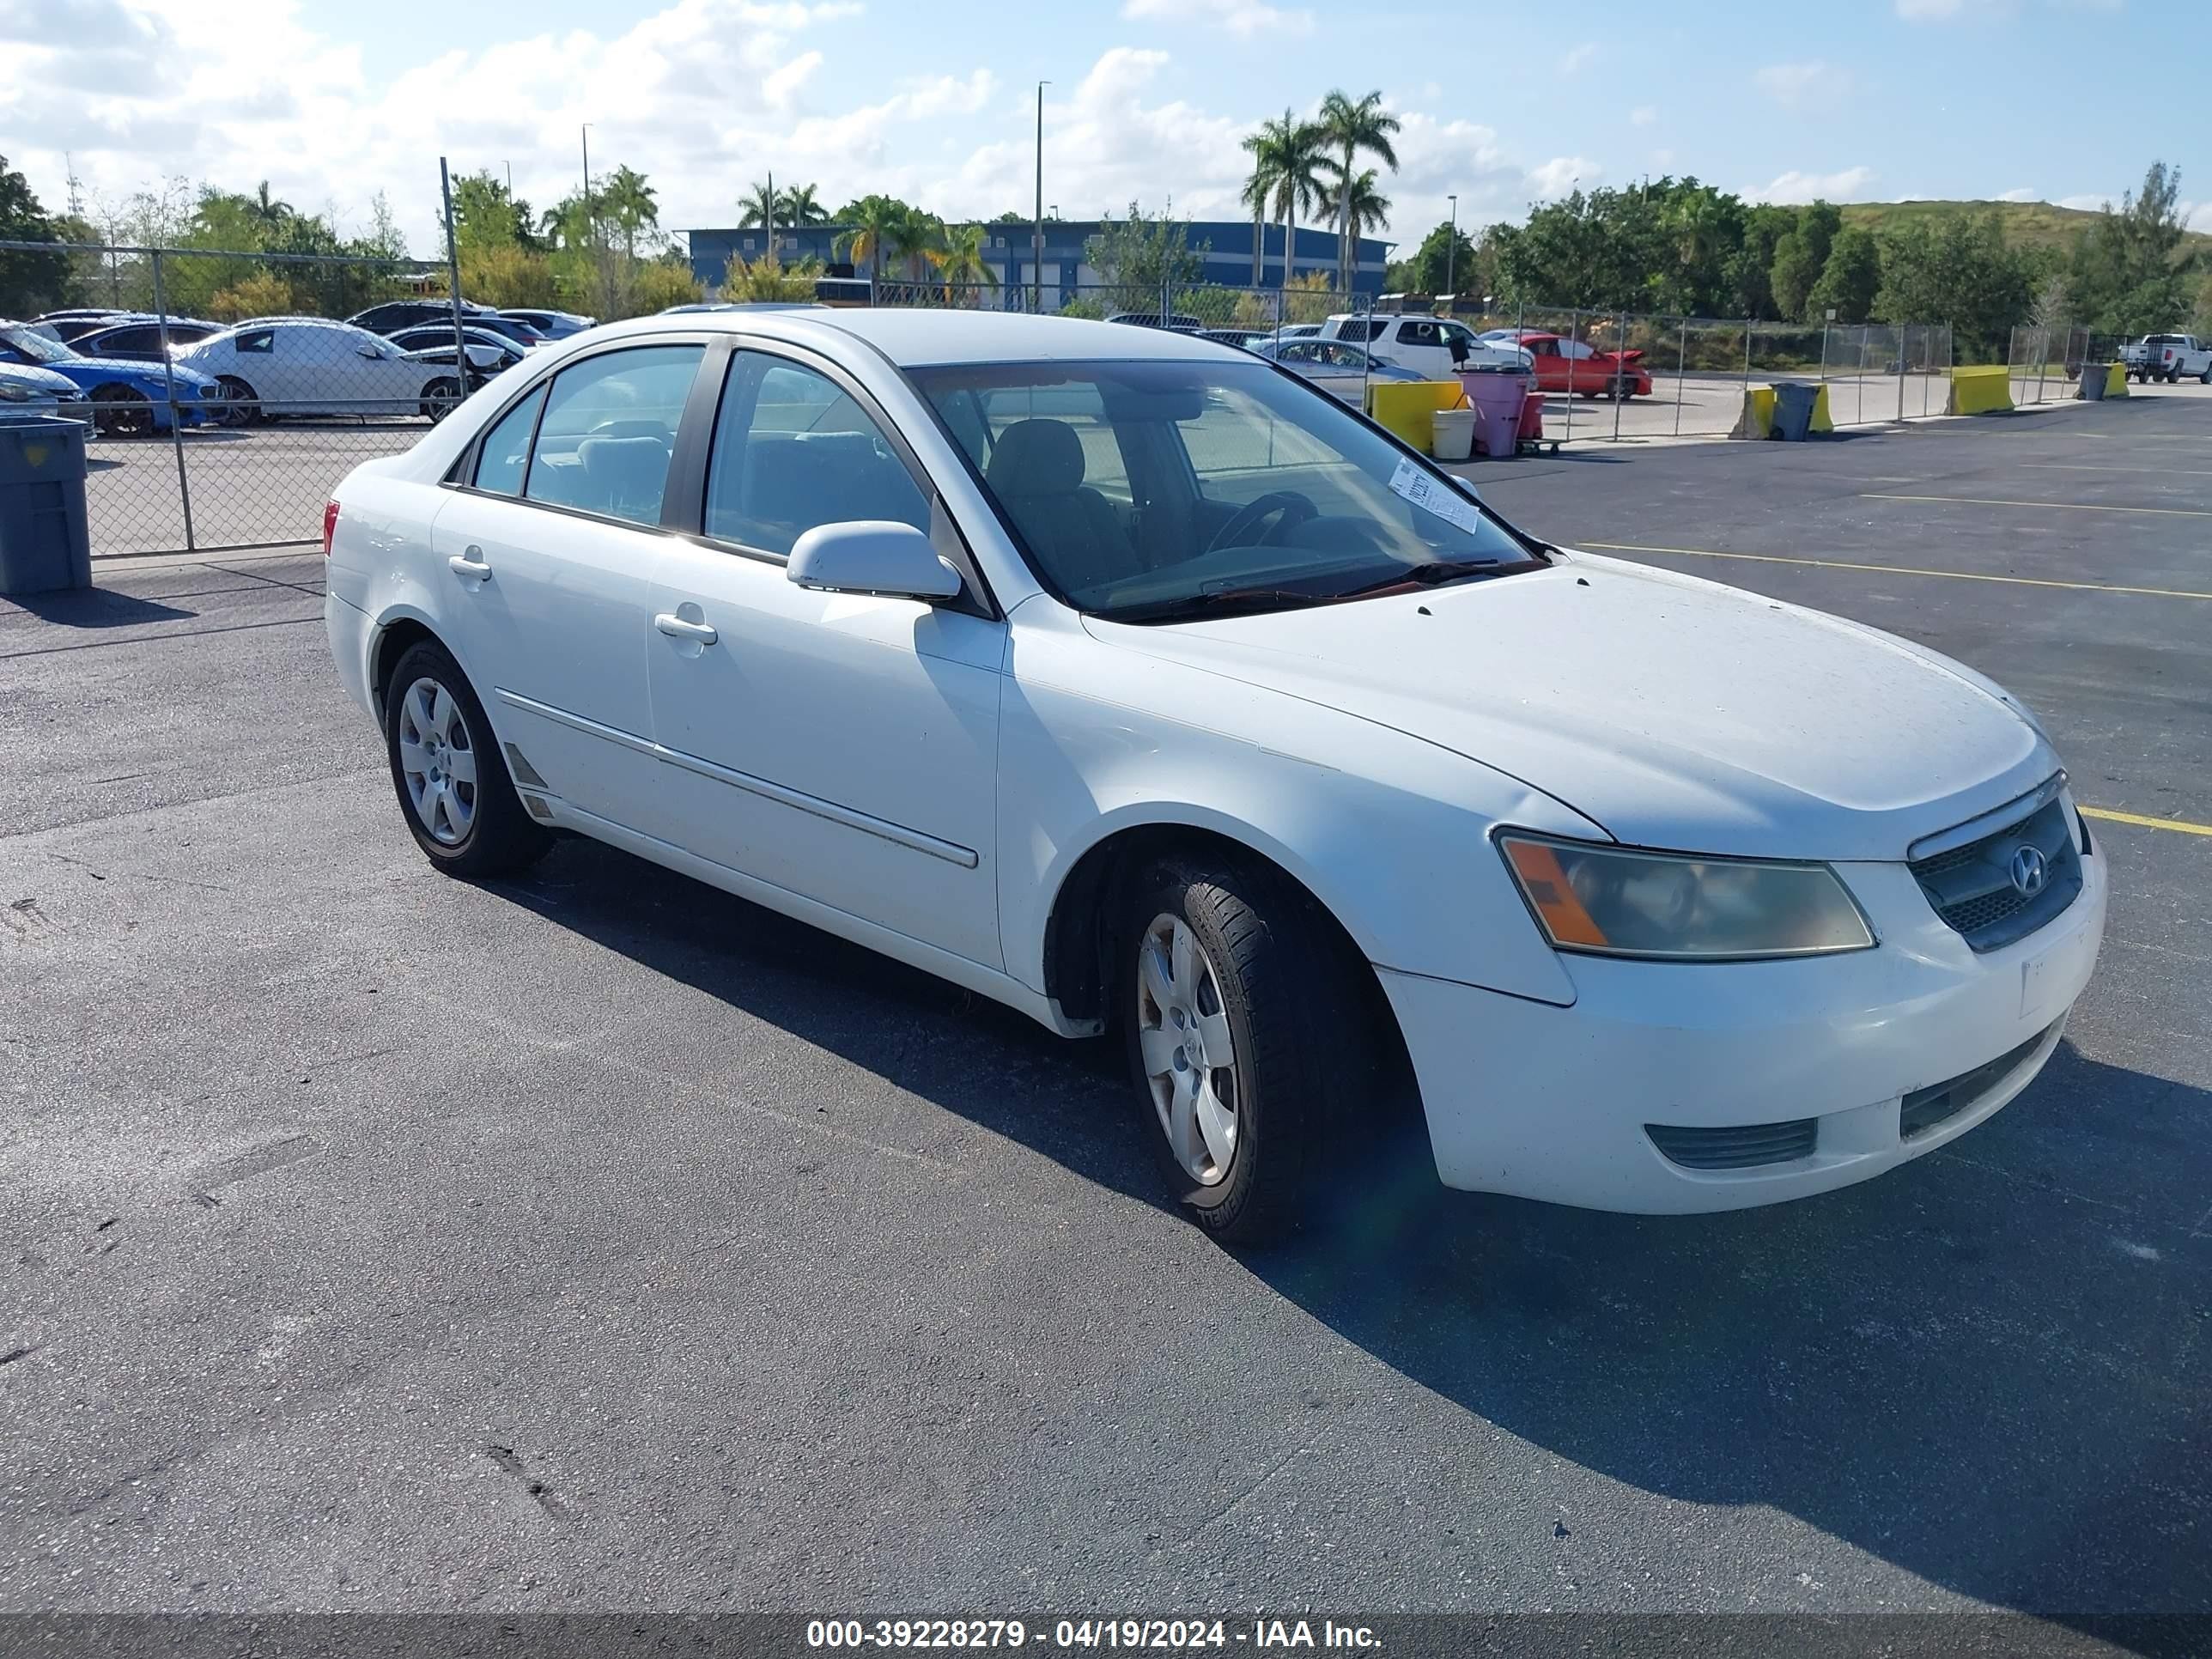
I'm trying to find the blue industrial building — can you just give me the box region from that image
[683,219,1394,304]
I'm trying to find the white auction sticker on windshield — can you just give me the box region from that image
[1389,457,1483,534]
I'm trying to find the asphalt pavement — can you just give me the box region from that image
[3,392,2208,1636]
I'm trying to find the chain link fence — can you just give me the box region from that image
[4,240,471,557]
[2004,325,2136,405]
[7,239,1973,560]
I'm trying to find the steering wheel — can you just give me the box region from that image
[1206,490,1319,555]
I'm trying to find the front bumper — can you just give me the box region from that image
[1381,836,2107,1212]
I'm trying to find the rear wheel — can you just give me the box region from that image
[420,377,462,422]
[383,639,550,878]
[90,386,155,439]
[1119,854,1378,1243]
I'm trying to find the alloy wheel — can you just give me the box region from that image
[1135,913,1241,1186]
[396,676,478,845]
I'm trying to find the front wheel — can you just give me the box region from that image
[1120,856,1375,1243]
[420,378,462,422]
[384,639,550,878]
[214,375,260,427]
[90,386,155,439]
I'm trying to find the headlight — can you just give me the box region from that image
[1498,833,1874,961]
[0,385,29,402]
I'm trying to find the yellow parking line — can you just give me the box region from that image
[1576,541,2212,600]
[2080,806,2212,838]
[1861,493,2212,517]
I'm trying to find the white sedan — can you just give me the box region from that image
[322,311,2106,1240]
[178,318,467,424]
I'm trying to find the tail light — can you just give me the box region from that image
[322,499,340,557]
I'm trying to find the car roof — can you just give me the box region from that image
[580,307,1240,368]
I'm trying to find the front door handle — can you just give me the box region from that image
[448,547,492,580]
[654,612,719,645]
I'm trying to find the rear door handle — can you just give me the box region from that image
[448,547,492,580]
[654,612,719,645]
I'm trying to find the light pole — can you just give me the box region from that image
[1445,193,1457,300]
[1032,81,1049,313]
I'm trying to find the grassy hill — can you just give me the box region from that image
[1838,198,2212,256]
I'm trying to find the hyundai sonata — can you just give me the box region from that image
[323,310,2105,1240]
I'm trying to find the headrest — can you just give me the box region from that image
[985,418,1085,495]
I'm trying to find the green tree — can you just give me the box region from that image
[451,172,538,252]
[929,223,1000,303]
[736,179,779,229]
[1316,167,1392,294]
[0,156,74,314]
[1731,203,1796,319]
[1316,89,1400,294]
[834,194,908,281]
[1875,212,2031,359]
[1806,226,1881,323]
[2069,160,2193,334]
[1242,109,1328,289]
[776,181,829,228]
[884,207,943,280]
[1085,203,1207,313]
[602,166,659,259]
[1404,222,1474,295]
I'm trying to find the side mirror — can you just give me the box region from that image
[787,520,962,601]
[358,344,385,360]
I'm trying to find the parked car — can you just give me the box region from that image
[349,301,546,353]
[1249,337,1425,402]
[0,322,222,435]
[31,308,132,343]
[0,361,94,422]
[499,308,596,340]
[2118,333,2212,383]
[1105,312,1205,331]
[385,324,526,380]
[70,317,225,361]
[1319,313,1533,382]
[1274,323,1322,339]
[176,319,468,424]
[1197,329,1272,352]
[320,311,2106,1241]
[1514,331,1652,399]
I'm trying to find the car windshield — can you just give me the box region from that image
[914,358,1545,621]
[0,325,78,365]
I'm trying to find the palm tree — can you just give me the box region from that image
[247,180,294,230]
[1316,89,1400,296]
[928,223,1000,305]
[602,165,659,259]
[1243,110,1327,291]
[834,195,902,283]
[885,209,943,282]
[736,179,779,229]
[1316,167,1393,271]
[776,182,829,228]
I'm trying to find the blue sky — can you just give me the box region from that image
[4,0,2205,257]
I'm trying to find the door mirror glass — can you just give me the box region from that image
[787,520,962,601]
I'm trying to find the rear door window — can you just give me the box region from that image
[521,344,705,526]
[473,385,549,496]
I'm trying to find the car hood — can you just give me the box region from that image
[0,365,82,394]
[1085,552,2057,861]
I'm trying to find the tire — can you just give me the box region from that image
[214,375,260,427]
[2199,365,2210,385]
[383,639,550,879]
[1118,854,1376,1243]
[90,386,155,439]
[420,377,462,423]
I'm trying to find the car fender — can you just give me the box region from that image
[999,606,1597,1008]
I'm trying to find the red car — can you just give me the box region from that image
[1516,332,1652,399]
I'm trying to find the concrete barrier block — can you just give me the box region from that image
[1946,366,2014,416]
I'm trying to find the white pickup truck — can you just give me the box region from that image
[2120,333,2212,383]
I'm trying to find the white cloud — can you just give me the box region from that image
[1996,186,2039,202]
[763,50,823,109]
[2057,192,2108,210]
[1561,42,1598,73]
[1121,0,1315,37]
[1753,60,1853,107]
[1749,166,1880,204]
[1527,156,1601,199]
[1629,104,1658,126]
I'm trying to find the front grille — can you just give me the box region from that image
[1909,794,2081,952]
[1646,1117,1818,1170]
[1899,1022,2058,1139]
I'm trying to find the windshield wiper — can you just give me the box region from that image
[1107,586,1346,624]
[1338,557,1514,596]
